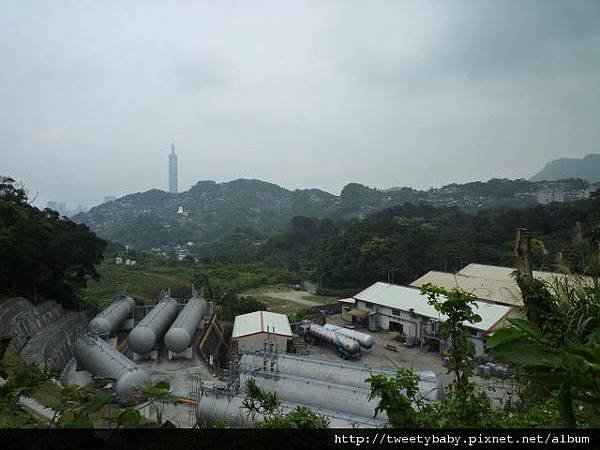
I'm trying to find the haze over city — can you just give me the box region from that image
[1,0,599,208]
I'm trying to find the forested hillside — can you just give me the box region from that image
[0,177,106,307]
[201,192,600,292]
[313,197,600,289]
[73,177,593,249]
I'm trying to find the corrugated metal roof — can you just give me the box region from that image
[410,271,523,307]
[353,282,511,332]
[457,263,592,284]
[232,310,293,339]
[411,264,594,307]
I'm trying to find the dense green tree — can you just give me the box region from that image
[0,177,106,307]
[313,199,600,290]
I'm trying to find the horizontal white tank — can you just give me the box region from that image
[194,392,386,428]
[307,324,360,356]
[129,296,179,354]
[164,296,208,353]
[241,351,441,401]
[74,334,151,397]
[240,372,386,420]
[323,323,374,348]
[89,296,135,336]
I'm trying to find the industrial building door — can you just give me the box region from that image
[389,321,403,333]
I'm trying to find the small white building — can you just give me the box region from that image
[232,311,293,353]
[350,282,511,356]
[115,257,123,265]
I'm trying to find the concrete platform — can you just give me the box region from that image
[132,350,158,361]
[168,346,193,360]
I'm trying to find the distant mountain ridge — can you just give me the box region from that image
[73,177,593,249]
[530,154,600,183]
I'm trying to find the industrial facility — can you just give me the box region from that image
[0,272,518,428]
[192,334,426,428]
[338,281,511,356]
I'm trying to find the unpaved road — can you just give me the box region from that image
[257,289,325,306]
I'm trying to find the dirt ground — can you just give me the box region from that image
[240,285,339,315]
[313,314,515,407]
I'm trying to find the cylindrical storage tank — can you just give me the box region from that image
[74,334,151,397]
[240,372,386,420]
[164,297,208,353]
[307,324,360,355]
[129,296,179,354]
[195,393,261,427]
[89,296,135,336]
[195,392,385,428]
[241,352,390,388]
[323,323,374,348]
[241,352,440,401]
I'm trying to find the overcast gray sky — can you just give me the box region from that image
[1,0,599,209]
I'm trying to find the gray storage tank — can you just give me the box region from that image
[323,323,374,348]
[164,296,208,353]
[240,371,386,420]
[129,295,179,355]
[241,351,441,401]
[194,392,386,428]
[74,334,151,397]
[306,323,360,357]
[89,296,135,336]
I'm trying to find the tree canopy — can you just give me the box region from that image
[0,177,106,308]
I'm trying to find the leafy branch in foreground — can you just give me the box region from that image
[367,368,421,427]
[420,284,481,392]
[488,318,600,427]
[241,378,329,428]
[54,378,179,428]
[0,361,59,427]
[368,285,495,428]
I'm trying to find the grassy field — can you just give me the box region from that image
[242,295,307,315]
[82,258,342,319]
[80,257,194,307]
[240,284,340,315]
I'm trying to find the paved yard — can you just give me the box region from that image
[310,314,514,407]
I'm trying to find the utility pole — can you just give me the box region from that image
[515,228,533,283]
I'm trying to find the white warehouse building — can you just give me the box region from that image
[345,282,511,356]
[232,311,293,353]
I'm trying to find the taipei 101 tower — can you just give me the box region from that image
[168,140,178,194]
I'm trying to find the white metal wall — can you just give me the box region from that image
[234,333,290,353]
